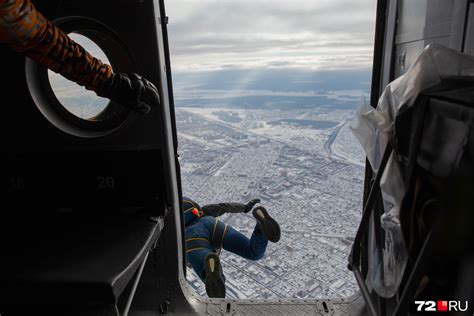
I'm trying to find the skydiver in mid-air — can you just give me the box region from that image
[0,0,159,113]
[183,197,281,298]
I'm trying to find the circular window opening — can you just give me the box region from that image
[47,33,111,120]
[26,17,136,138]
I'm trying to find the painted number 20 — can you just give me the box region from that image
[97,176,115,190]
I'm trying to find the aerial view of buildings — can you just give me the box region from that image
[175,91,367,300]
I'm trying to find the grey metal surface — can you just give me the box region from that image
[396,0,429,38]
[380,0,399,90]
[203,299,352,315]
[394,37,450,77]
[397,0,454,39]
[393,0,469,78]
[450,0,469,50]
[464,3,474,55]
[426,0,454,26]
[178,280,363,315]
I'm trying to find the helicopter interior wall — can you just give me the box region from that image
[0,0,184,314]
[0,0,172,208]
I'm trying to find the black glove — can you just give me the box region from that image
[244,199,261,213]
[96,73,160,114]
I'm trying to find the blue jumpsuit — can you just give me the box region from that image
[183,197,268,282]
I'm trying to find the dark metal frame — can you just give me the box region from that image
[122,251,150,316]
[117,216,165,315]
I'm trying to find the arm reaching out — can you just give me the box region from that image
[202,199,261,217]
[0,0,159,113]
[0,0,111,91]
[202,203,245,217]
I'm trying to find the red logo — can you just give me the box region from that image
[437,301,448,312]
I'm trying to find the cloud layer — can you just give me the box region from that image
[166,0,377,73]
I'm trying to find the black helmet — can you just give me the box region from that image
[182,197,203,226]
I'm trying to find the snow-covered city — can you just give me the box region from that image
[175,86,367,300]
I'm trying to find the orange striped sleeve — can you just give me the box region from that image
[0,0,112,92]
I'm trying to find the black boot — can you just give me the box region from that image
[204,252,226,298]
[253,206,281,243]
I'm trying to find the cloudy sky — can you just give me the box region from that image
[166,0,377,73]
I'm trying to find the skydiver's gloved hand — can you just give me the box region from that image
[96,73,160,114]
[244,198,261,213]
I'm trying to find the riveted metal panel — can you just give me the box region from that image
[394,37,451,78]
[393,0,468,78]
[199,296,360,315]
[397,0,428,38]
